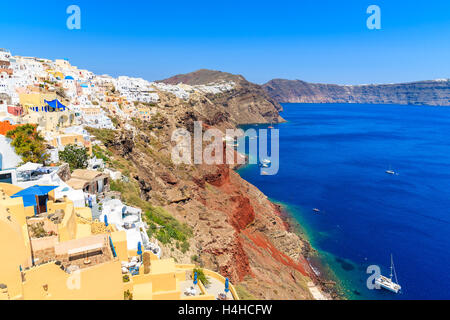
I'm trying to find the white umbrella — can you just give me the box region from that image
[17,162,43,172]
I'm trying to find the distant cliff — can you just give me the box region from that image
[262,79,450,106]
[159,69,285,125]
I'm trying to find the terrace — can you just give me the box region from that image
[179,269,235,300]
[100,199,161,258]
[54,234,114,271]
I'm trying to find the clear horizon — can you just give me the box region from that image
[1,0,449,85]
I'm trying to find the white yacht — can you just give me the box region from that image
[375,255,401,294]
[386,165,396,175]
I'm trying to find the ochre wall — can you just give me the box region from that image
[22,260,124,300]
[110,231,128,261]
[0,205,31,299]
[0,183,23,197]
[19,93,57,108]
[47,201,78,242]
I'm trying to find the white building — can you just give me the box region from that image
[0,48,12,63]
[117,76,159,103]
[99,199,161,257]
[0,135,21,171]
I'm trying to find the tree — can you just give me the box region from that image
[6,124,49,164]
[59,144,89,171]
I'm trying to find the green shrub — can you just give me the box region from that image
[59,144,88,171]
[145,207,192,244]
[6,124,49,164]
[181,241,190,253]
[193,268,210,286]
[124,290,133,300]
[235,284,256,300]
[92,145,111,164]
[85,127,116,146]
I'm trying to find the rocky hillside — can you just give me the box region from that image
[263,79,450,106]
[158,69,243,86]
[90,81,337,300]
[159,69,285,125]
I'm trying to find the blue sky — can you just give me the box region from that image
[1,0,449,84]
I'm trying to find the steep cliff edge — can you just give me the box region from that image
[91,74,336,299]
[159,69,285,125]
[263,78,450,106]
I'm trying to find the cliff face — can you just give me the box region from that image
[160,69,285,125]
[95,74,334,299]
[263,79,450,106]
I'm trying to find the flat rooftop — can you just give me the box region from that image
[150,258,176,275]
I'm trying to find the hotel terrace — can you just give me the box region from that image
[0,183,239,300]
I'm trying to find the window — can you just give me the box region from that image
[0,172,12,184]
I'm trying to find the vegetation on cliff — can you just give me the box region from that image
[59,144,89,171]
[84,72,333,300]
[7,124,49,164]
[110,174,192,246]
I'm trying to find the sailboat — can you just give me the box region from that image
[386,164,396,175]
[375,254,401,294]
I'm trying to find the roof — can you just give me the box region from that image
[151,258,176,275]
[54,234,107,255]
[0,120,18,136]
[64,76,74,80]
[71,169,104,181]
[45,99,66,110]
[65,178,89,190]
[17,162,43,172]
[11,185,57,207]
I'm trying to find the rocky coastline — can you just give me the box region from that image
[263,78,450,106]
[93,69,341,299]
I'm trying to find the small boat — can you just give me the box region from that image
[261,171,269,176]
[375,254,401,294]
[313,208,320,213]
[268,122,274,129]
[261,159,271,164]
[386,165,396,175]
[260,163,269,168]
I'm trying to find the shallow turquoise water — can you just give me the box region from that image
[237,103,450,300]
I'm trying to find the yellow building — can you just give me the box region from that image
[137,106,152,121]
[17,107,77,132]
[80,106,102,116]
[46,69,64,81]
[0,183,239,300]
[19,92,58,109]
[49,133,92,155]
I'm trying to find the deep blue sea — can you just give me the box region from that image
[237,103,450,300]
